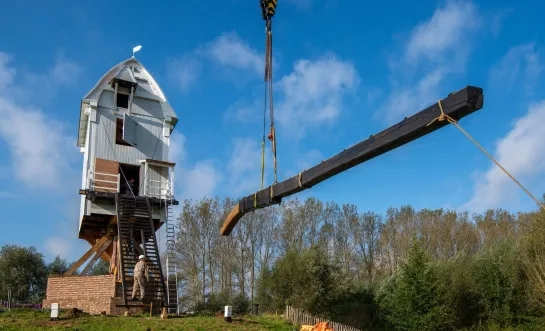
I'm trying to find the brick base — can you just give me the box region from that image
[43,274,143,315]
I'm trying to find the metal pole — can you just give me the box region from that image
[7,289,11,311]
[140,229,145,253]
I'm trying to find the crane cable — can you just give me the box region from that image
[260,0,278,189]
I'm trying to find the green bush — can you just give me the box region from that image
[468,241,532,326]
[231,293,250,315]
[192,292,230,315]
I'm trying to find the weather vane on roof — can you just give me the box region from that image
[132,45,142,58]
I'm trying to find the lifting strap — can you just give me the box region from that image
[261,0,277,20]
[260,0,278,188]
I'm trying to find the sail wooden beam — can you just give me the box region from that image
[220,85,484,235]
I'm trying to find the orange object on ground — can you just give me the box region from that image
[299,322,334,331]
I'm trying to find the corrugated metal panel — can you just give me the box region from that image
[95,90,168,165]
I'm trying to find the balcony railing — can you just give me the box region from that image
[86,166,173,199]
[89,171,120,193]
[145,179,170,199]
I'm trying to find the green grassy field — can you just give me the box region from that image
[0,309,295,331]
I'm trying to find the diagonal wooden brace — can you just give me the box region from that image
[81,236,114,275]
[65,232,114,275]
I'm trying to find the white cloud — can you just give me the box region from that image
[44,236,74,259]
[21,54,82,97]
[380,69,445,123]
[0,52,79,190]
[226,138,269,196]
[0,51,85,262]
[198,33,361,138]
[275,54,359,138]
[169,131,187,164]
[167,55,202,92]
[489,43,543,93]
[404,0,479,65]
[380,0,480,123]
[198,32,264,76]
[0,100,75,189]
[463,100,545,212]
[169,134,275,200]
[180,161,221,200]
[169,131,221,200]
[167,31,267,91]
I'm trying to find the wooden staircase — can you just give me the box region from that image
[115,194,167,307]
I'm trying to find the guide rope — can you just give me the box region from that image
[428,100,545,210]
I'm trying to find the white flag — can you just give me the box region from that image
[132,45,142,54]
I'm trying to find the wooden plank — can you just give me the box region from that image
[221,85,484,235]
[94,158,119,192]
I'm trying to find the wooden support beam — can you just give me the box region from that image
[65,232,113,275]
[81,236,114,275]
[102,216,118,261]
[220,85,484,236]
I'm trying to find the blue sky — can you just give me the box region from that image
[1,0,544,262]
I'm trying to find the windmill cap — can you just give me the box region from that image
[138,255,145,259]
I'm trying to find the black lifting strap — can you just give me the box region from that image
[260,0,277,21]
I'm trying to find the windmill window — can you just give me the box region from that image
[115,118,132,146]
[116,93,129,109]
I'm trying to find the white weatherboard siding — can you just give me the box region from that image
[89,200,163,220]
[77,57,178,236]
[79,106,91,229]
[95,91,167,165]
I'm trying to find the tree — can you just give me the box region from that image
[0,245,48,303]
[378,241,455,331]
[48,255,71,275]
[168,194,545,328]
[349,210,382,284]
[90,259,111,275]
[265,246,345,318]
[522,208,545,311]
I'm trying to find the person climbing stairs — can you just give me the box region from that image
[115,194,167,308]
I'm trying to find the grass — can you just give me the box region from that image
[0,308,295,331]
